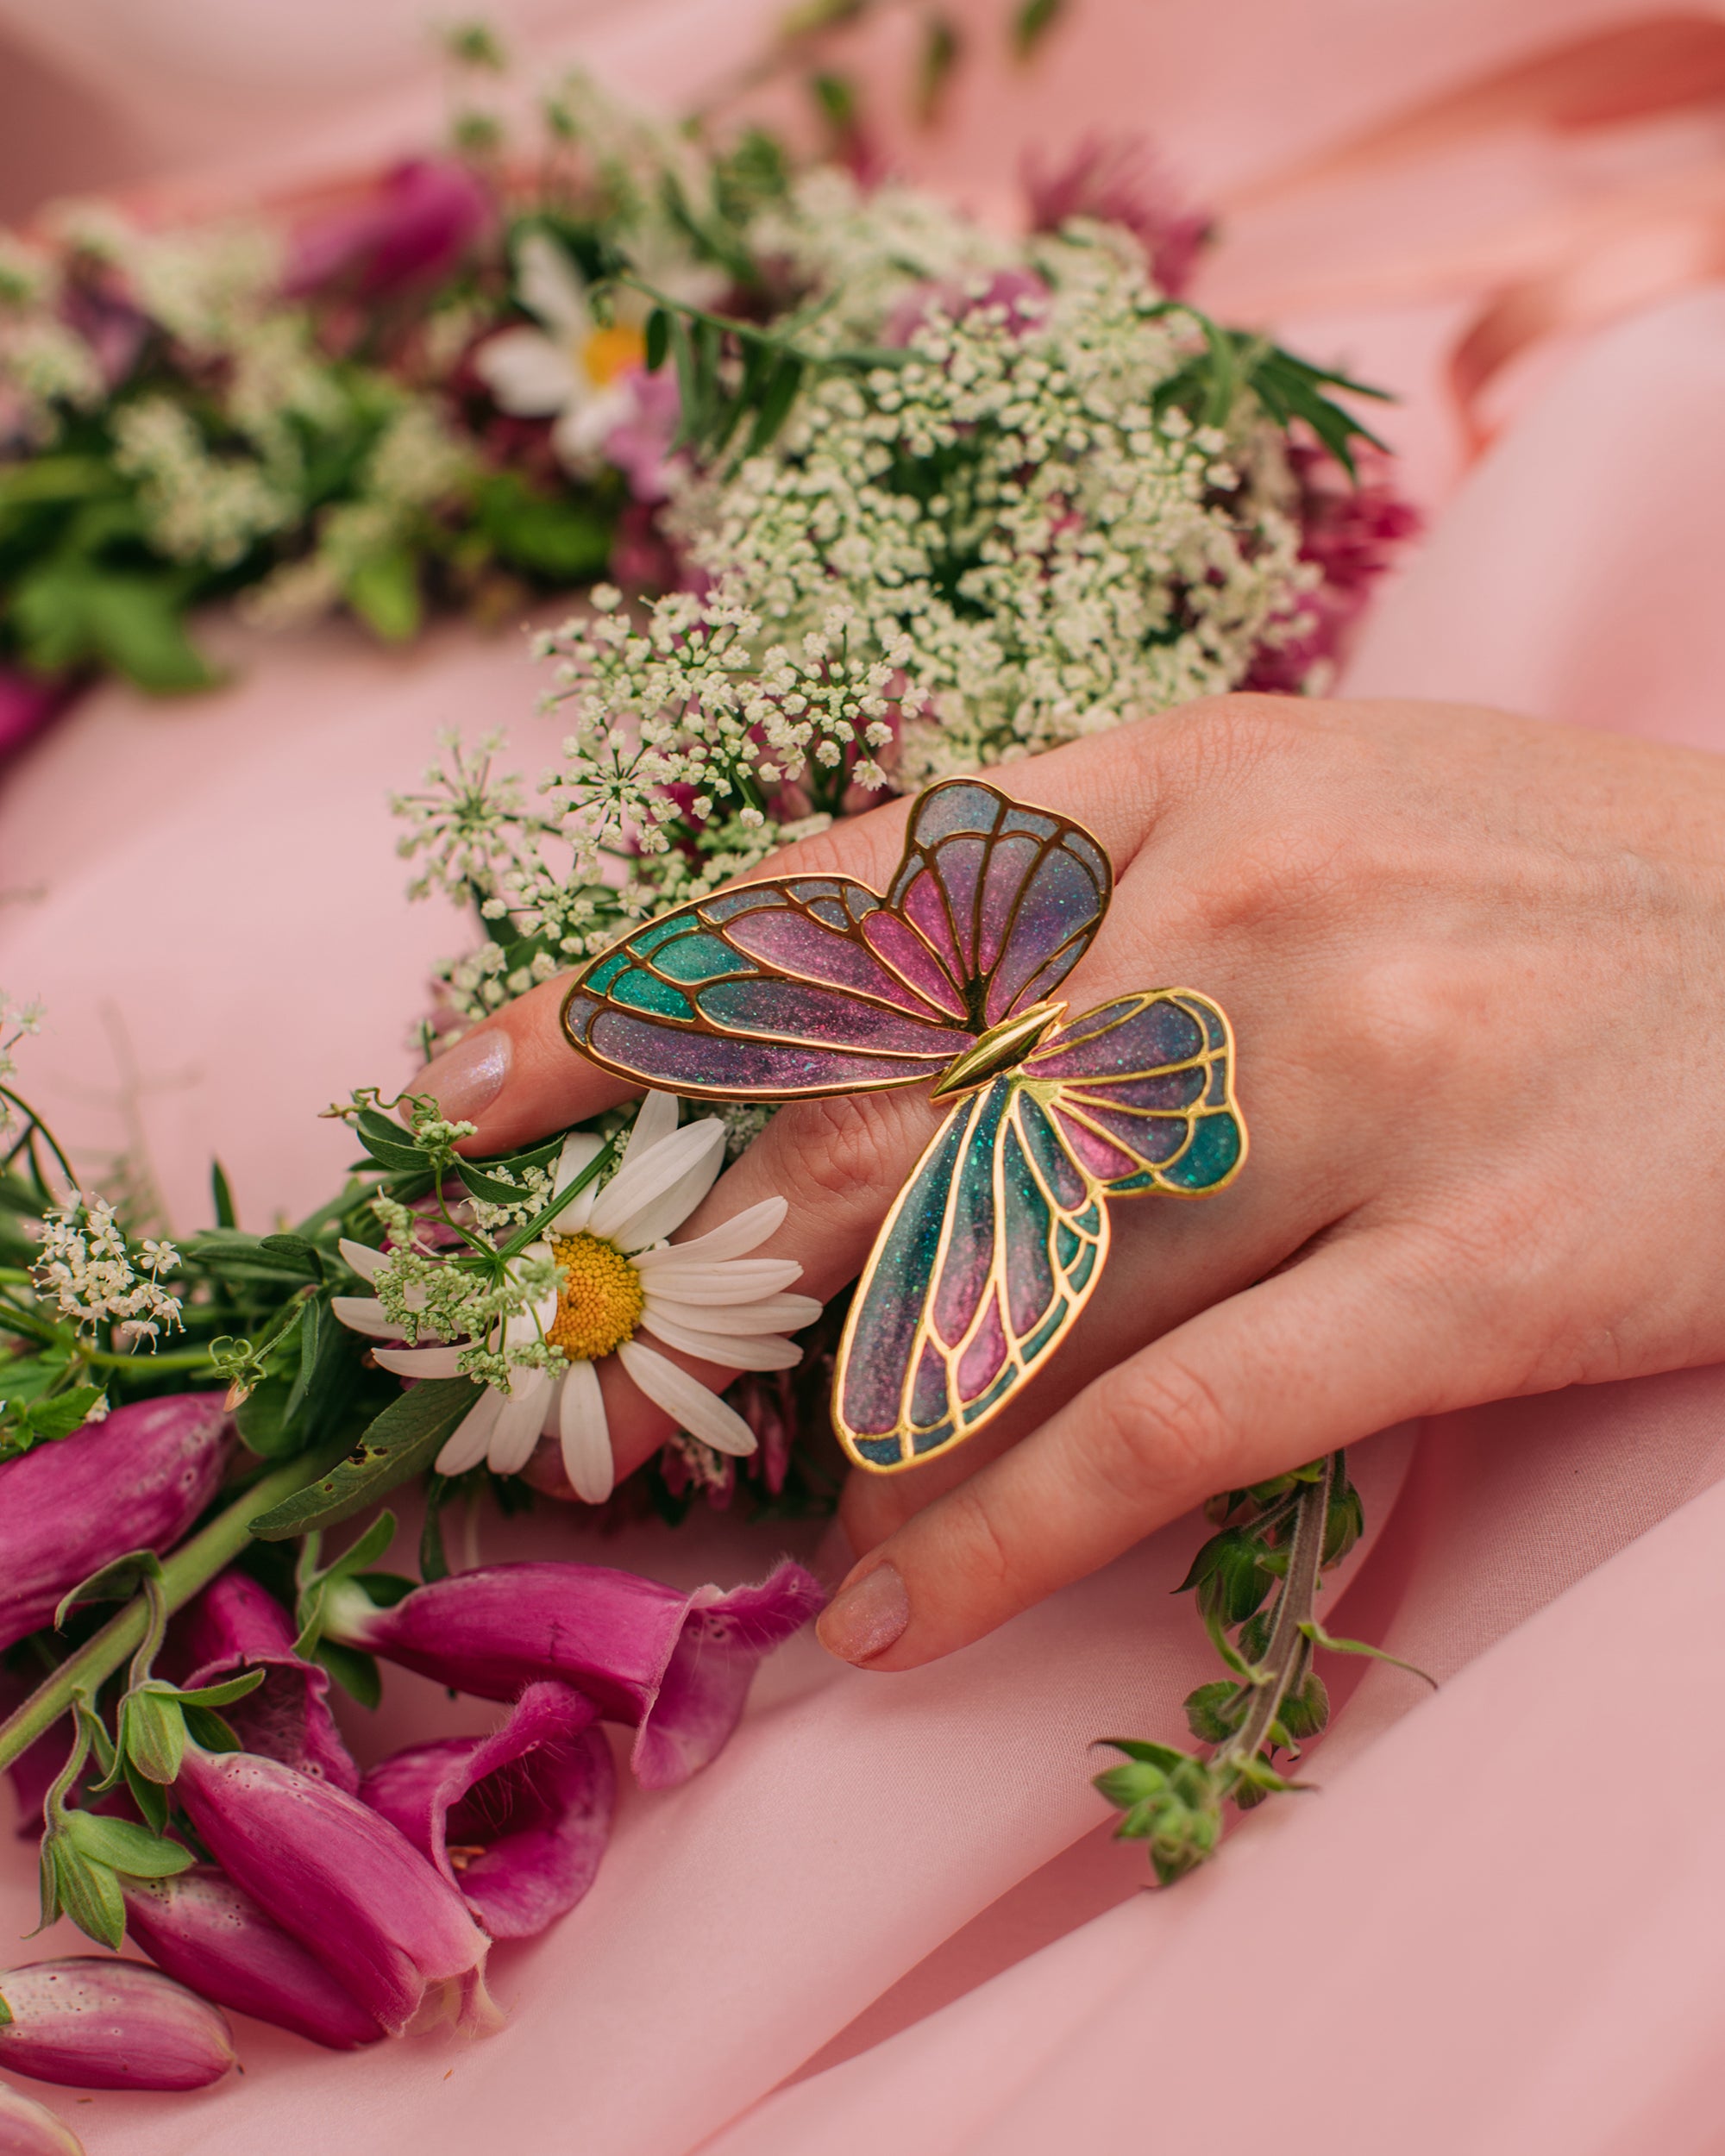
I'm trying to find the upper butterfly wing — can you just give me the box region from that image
[1024,990,1247,1194]
[561,874,976,1099]
[885,778,1113,1030]
[833,1074,1109,1470]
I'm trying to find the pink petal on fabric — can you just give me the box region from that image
[0,1395,229,1655]
[327,1559,825,1789]
[0,1959,235,2091]
[169,1570,360,1793]
[360,1683,613,1940]
[121,1867,383,2051]
[172,1747,495,2040]
[0,2076,85,2153]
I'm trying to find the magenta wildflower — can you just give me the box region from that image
[169,1571,358,1792]
[284,159,492,298]
[1023,135,1211,297]
[0,1397,229,1656]
[121,1868,382,2052]
[0,1960,235,2091]
[0,672,73,763]
[172,1745,496,2039]
[325,1559,823,1788]
[0,2078,85,2153]
[361,1683,612,1940]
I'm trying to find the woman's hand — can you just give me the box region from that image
[414,694,1725,1671]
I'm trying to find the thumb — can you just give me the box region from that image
[812,1229,1453,1670]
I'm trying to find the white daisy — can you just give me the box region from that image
[472,231,715,475]
[331,1092,818,1504]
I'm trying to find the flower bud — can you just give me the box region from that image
[361,1683,612,1940]
[0,1398,229,1654]
[121,1868,382,2052]
[0,2077,85,2154]
[0,1959,235,2090]
[168,1572,358,1792]
[172,1747,497,2039]
[325,1558,823,1788]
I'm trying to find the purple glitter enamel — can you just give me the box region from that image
[862,911,969,1016]
[588,1011,938,1093]
[957,1293,1008,1401]
[724,906,950,1018]
[696,979,964,1052]
[976,831,1041,974]
[903,867,963,979]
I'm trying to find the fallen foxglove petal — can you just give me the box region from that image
[360,1684,612,1940]
[0,1959,235,2090]
[327,1560,824,1788]
[172,1746,498,2039]
[0,1397,229,1654]
[0,2077,85,2153]
[171,1572,359,1793]
[121,1868,383,2052]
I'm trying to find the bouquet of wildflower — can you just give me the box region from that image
[0,51,1421,2132]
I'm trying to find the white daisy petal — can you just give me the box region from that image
[630,1257,805,1303]
[337,1239,386,1283]
[613,1146,728,1252]
[488,1374,553,1474]
[515,229,592,336]
[552,385,634,467]
[556,1359,614,1503]
[474,325,580,416]
[436,1387,502,1475]
[552,1130,605,1197]
[588,1120,724,1244]
[637,1312,801,1369]
[621,1088,680,1166]
[331,1295,401,1340]
[618,1341,759,1457]
[373,1345,467,1378]
[643,1292,822,1335]
[630,1197,788,1269]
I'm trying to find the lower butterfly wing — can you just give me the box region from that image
[1024,990,1246,1195]
[833,1075,1110,1471]
[561,874,976,1100]
[832,992,1246,1473]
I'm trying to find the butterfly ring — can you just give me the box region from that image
[562,777,1246,1472]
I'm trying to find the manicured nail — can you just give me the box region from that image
[419,1028,511,1123]
[816,1562,909,1665]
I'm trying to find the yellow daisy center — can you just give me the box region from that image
[581,323,646,388]
[547,1232,644,1363]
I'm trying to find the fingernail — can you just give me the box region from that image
[816,1562,909,1665]
[419,1028,511,1122]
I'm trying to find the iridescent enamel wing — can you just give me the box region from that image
[561,778,1245,1472]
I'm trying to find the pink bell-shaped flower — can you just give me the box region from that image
[0,1959,235,2090]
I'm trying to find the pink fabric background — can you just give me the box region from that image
[5,3,1725,2150]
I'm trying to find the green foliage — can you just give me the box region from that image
[1011,0,1065,60]
[249,1380,479,1539]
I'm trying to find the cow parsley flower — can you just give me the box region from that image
[332,1093,817,1501]
[32,1195,184,1345]
[0,991,43,1141]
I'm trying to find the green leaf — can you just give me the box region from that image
[913,12,962,124]
[1276,1670,1330,1741]
[744,354,805,456]
[169,1670,267,1711]
[180,1704,242,1752]
[312,1639,381,1709]
[210,1159,237,1229]
[12,562,219,696]
[235,1376,300,1459]
[1095,1736,1191,1773]
[250,1379,479,1538]
[345,548,423,643]
[123,1758,170,1835]
[1298,1620,1437,1688]
[474,473,612,581]
[55,1547,162,1630]
[420,1475,452,1583]
[453,1131,565,1209]
[51,1843,126,1949]
[353,1108,430,1173]
[257,1233,326,1280]
[0,1988,10,2025]
[1183,1680,1246,1745]
[63,1811,192,1879]
[22,1385,106,1442]
[644,308,670,373]
[1010,0,1063,58]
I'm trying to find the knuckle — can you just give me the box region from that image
[1344,955,1465,1082]
[1080,1351,1233,1515]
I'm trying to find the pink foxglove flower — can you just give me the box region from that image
[325,1558,824,1788]
[0,2078,85,2153]
[1023,135,1211,298]
[172,1745,497,2040]
[284,159,492,298]
[0,1960,235,2091]
[360,1683,612,1940]
[0,671,72,763]
[120,1869,382,2052]
[170,1571,359,1792]
[0,1396,229,1655]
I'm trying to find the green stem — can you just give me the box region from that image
[1213,1452,1337,1782]
[81,1348,214,1372]
[0,1441,348,1771]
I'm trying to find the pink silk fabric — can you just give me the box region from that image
[6,3,1725,2151]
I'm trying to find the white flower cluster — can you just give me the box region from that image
[111,397,298,570]
[0,990,44,1143]
[32,1196,184,1346]
[402,173,1315,1024]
